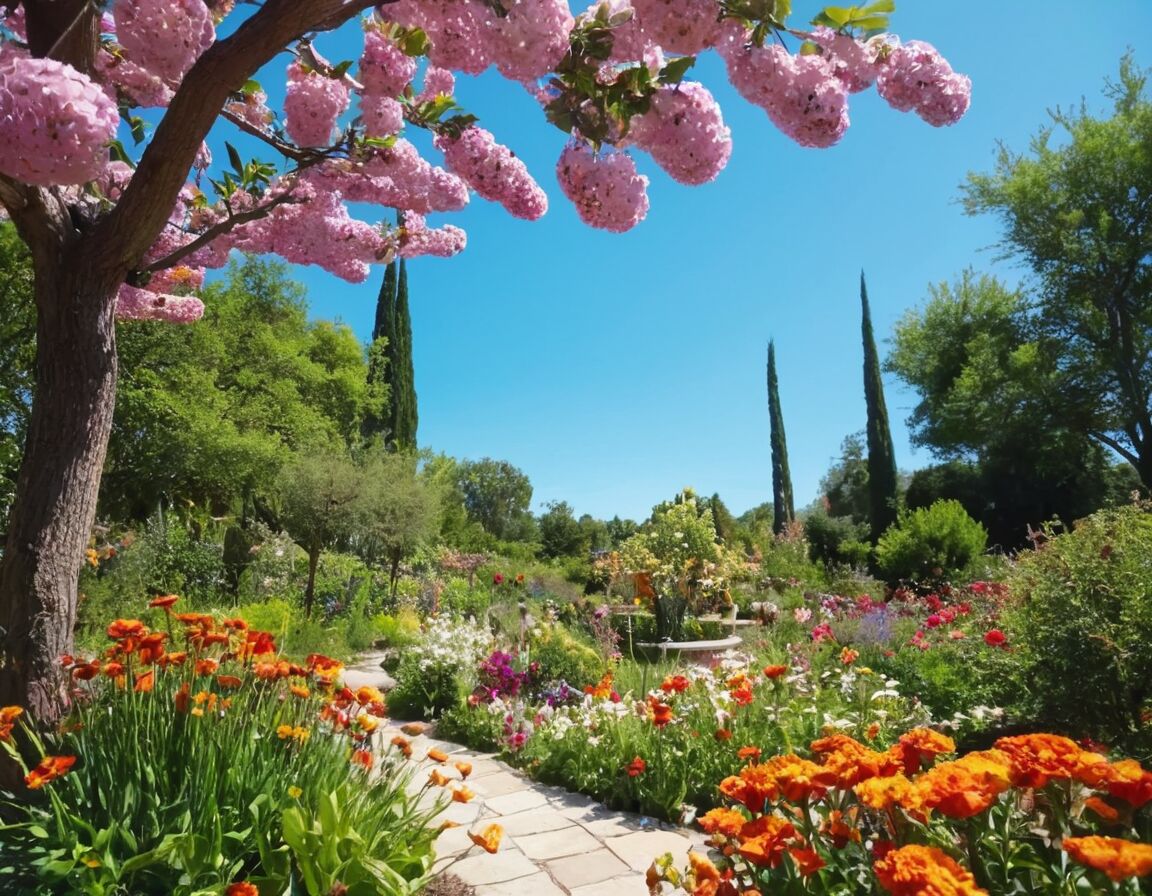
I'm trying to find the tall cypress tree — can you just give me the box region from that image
[391,258,418,451]
[861,272,899,542]
[767,340,795,534]
[361,259,397,444]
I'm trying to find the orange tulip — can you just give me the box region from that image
[454,760,473,779]
[468,823,502,854]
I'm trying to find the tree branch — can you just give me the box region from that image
[94,0,377,268]
[142,193,299,274]
[1089,429,1140,468]
[221,109,313,163]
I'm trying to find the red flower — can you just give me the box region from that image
[984,629,1007,647]
[148,594,179,609]
[763,664,789,679]
[25,755,76,789]
[627,756,647,777]
[493,573,505,585]
[226,884,259,896]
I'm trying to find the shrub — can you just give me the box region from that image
[387,615,492,720]
[1003,503,1152,749]
[527,624,604,689]
[875,499,987,583]
[803,510,870,567]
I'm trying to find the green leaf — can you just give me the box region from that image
[658,55,696,85]
[226,142,244,176]
[109,141,130,165]
[332,59,354,78]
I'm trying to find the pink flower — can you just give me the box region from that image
[925,613,943,628]
[556,142,649,233]
[436,126,548,220]
[284,58,350,148]
[113,0,215,86]
[493,573,505,585]
[628,81,732,185]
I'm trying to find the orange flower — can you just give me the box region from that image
[428,747,450,763]
[1063,836,1152,882]
[627,756,647,777]
[354,685,385,705]
[401,721,427,736]
[819,810,861,848]
[993,733,1087,789]
[173,682,191,714]
[584,672,614,699]
[763,664,789,679]
[1104,759,1152,808]
[648,695,674,728]
[468,823,503,854]
[729,679,755,706]
[854,773,913,811]
[391,735,413,758]
[455,761,473,779]
[429,768,451,787]
[812,734,901,788]
[226,883,259,896]
[661,674,691,694]
[175,612,215,628]
[1084,796,1121,823]
[688,851,721,885]
[216,675,243,689]
[306,653,343,681]
[736,815,797,868]
[873,844,987,896]
[908,751,1013,820]
[789,845,826,876]
[698,807,747,839]
[134,670,155,693]
[107,619,146,640]
[351,749,374,771]
[839,647,859,665]
[148,594,179,609]
[763,754,837,803]
[221,617,249,631]
[737,746,762,762]
[71,660,100,681]
[159,651,187,667]
[136,633,168,664]
[891,728,956,775]
[865,722,881,741]
[715,728,733,742]
[102,661,125,679]
[0,705,24,740]
[194,658,219,676]
[289,684,310,699]
[24,755,77,789]
[452,785,475,803]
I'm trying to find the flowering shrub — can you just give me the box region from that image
[650,730,1152,895]
[875,500,988,584]
[448,648,932,822]
[0,598,444,895]
[388,614,493,718]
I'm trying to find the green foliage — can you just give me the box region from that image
[875,500,988,583]
[766,341,794,534]
[528,624,605,689]
[803,508,870,567]
[819,432,870,524]
[1002,503,1152,749]
[538,500,587,559]
[0,223,34,530]
[456,458,534,542]
[436,579,491,618]
[104,257,378,521]
[0,613,441,895]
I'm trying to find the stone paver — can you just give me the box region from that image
[355,651,698,896]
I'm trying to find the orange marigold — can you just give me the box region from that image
[789,845,826,876]
[993,733,1088,789]
[1084,796,1121,823]
[698,807,747,839]
[1063,836,1152,881]
[812,734,901,788]
[24,755,77,789]
[763,754,837,803]
[820,810,861,848]
[854,773,913,811]
[891,729,956,775]
[909,751,1013,820]
[873,844,987,896]
[148,594,179,609]
[736,815,797,868]
[106,619,146,640]
[1104,759,1152,808]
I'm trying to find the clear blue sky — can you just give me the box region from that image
[275,2,1151,523]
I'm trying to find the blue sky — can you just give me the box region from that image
[276,1,1151,523]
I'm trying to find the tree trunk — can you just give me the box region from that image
[304,548,320,619]
[0,256,121,726]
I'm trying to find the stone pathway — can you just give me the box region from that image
[343,654,706,896]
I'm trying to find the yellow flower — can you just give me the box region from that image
[277,724,293,740]
[288,785,302,799]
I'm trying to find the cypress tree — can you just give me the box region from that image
[361,260,397,444]
[767,340,795,534]
[391,258,418,451]
[861,272,899,542]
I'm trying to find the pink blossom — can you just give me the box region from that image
[359,94,403,138]
[0,50,119,187]
[113,0,215,85]
[435,125,548,220]
[793,607,812,624]
[95,50,173,107]
[116,284,205,323]
[876,40,971,127]
[809,26,888,93]
[399,212,467,258]
[490,0,574,82]
[381,0,497,75]
[358,28,417,98]
[415,66,456,104]
[224,88,274,131]
[628,81,731,185]
[556,142,649,232]
[630,0,719,55]
[284,58,350,148]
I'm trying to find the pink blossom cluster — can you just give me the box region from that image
[629,0,719,56]
[2,3,26,40]
[556,142,649,232]
[627,81,730,184]
[577,0,652,69]
[415,66,456,103]
[112,0,215,85]
[434,125,548,220]
[284,58,350,148]
[224,88,274,131]
[116,284,205,323]
[719,27,849,148]
[358,28,417,98]
[810,25,887,93]
[399,212,467,258]
[95,50,173,107]
[0,51,119,186]
[347,138,470,212]
[876,40,971,127]
[359,94,403,138]
[380,0,572,80]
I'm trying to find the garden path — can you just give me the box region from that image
[343,654,706,896]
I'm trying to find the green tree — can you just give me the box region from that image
[457,458,534,542]
[357,451,441,595]
[820,432,870,523]
[889,271,1125,547]
[767,341,794,534]
[102,258,378,521]
[391,259,418,450]
[861,273,899,543]
[276,452,363,618]
[960,56,1152,489]
[362,260,397,445]
[0,225,34,531]
[539,500,587,559]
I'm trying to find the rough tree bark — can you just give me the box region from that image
[0,0,378,733]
